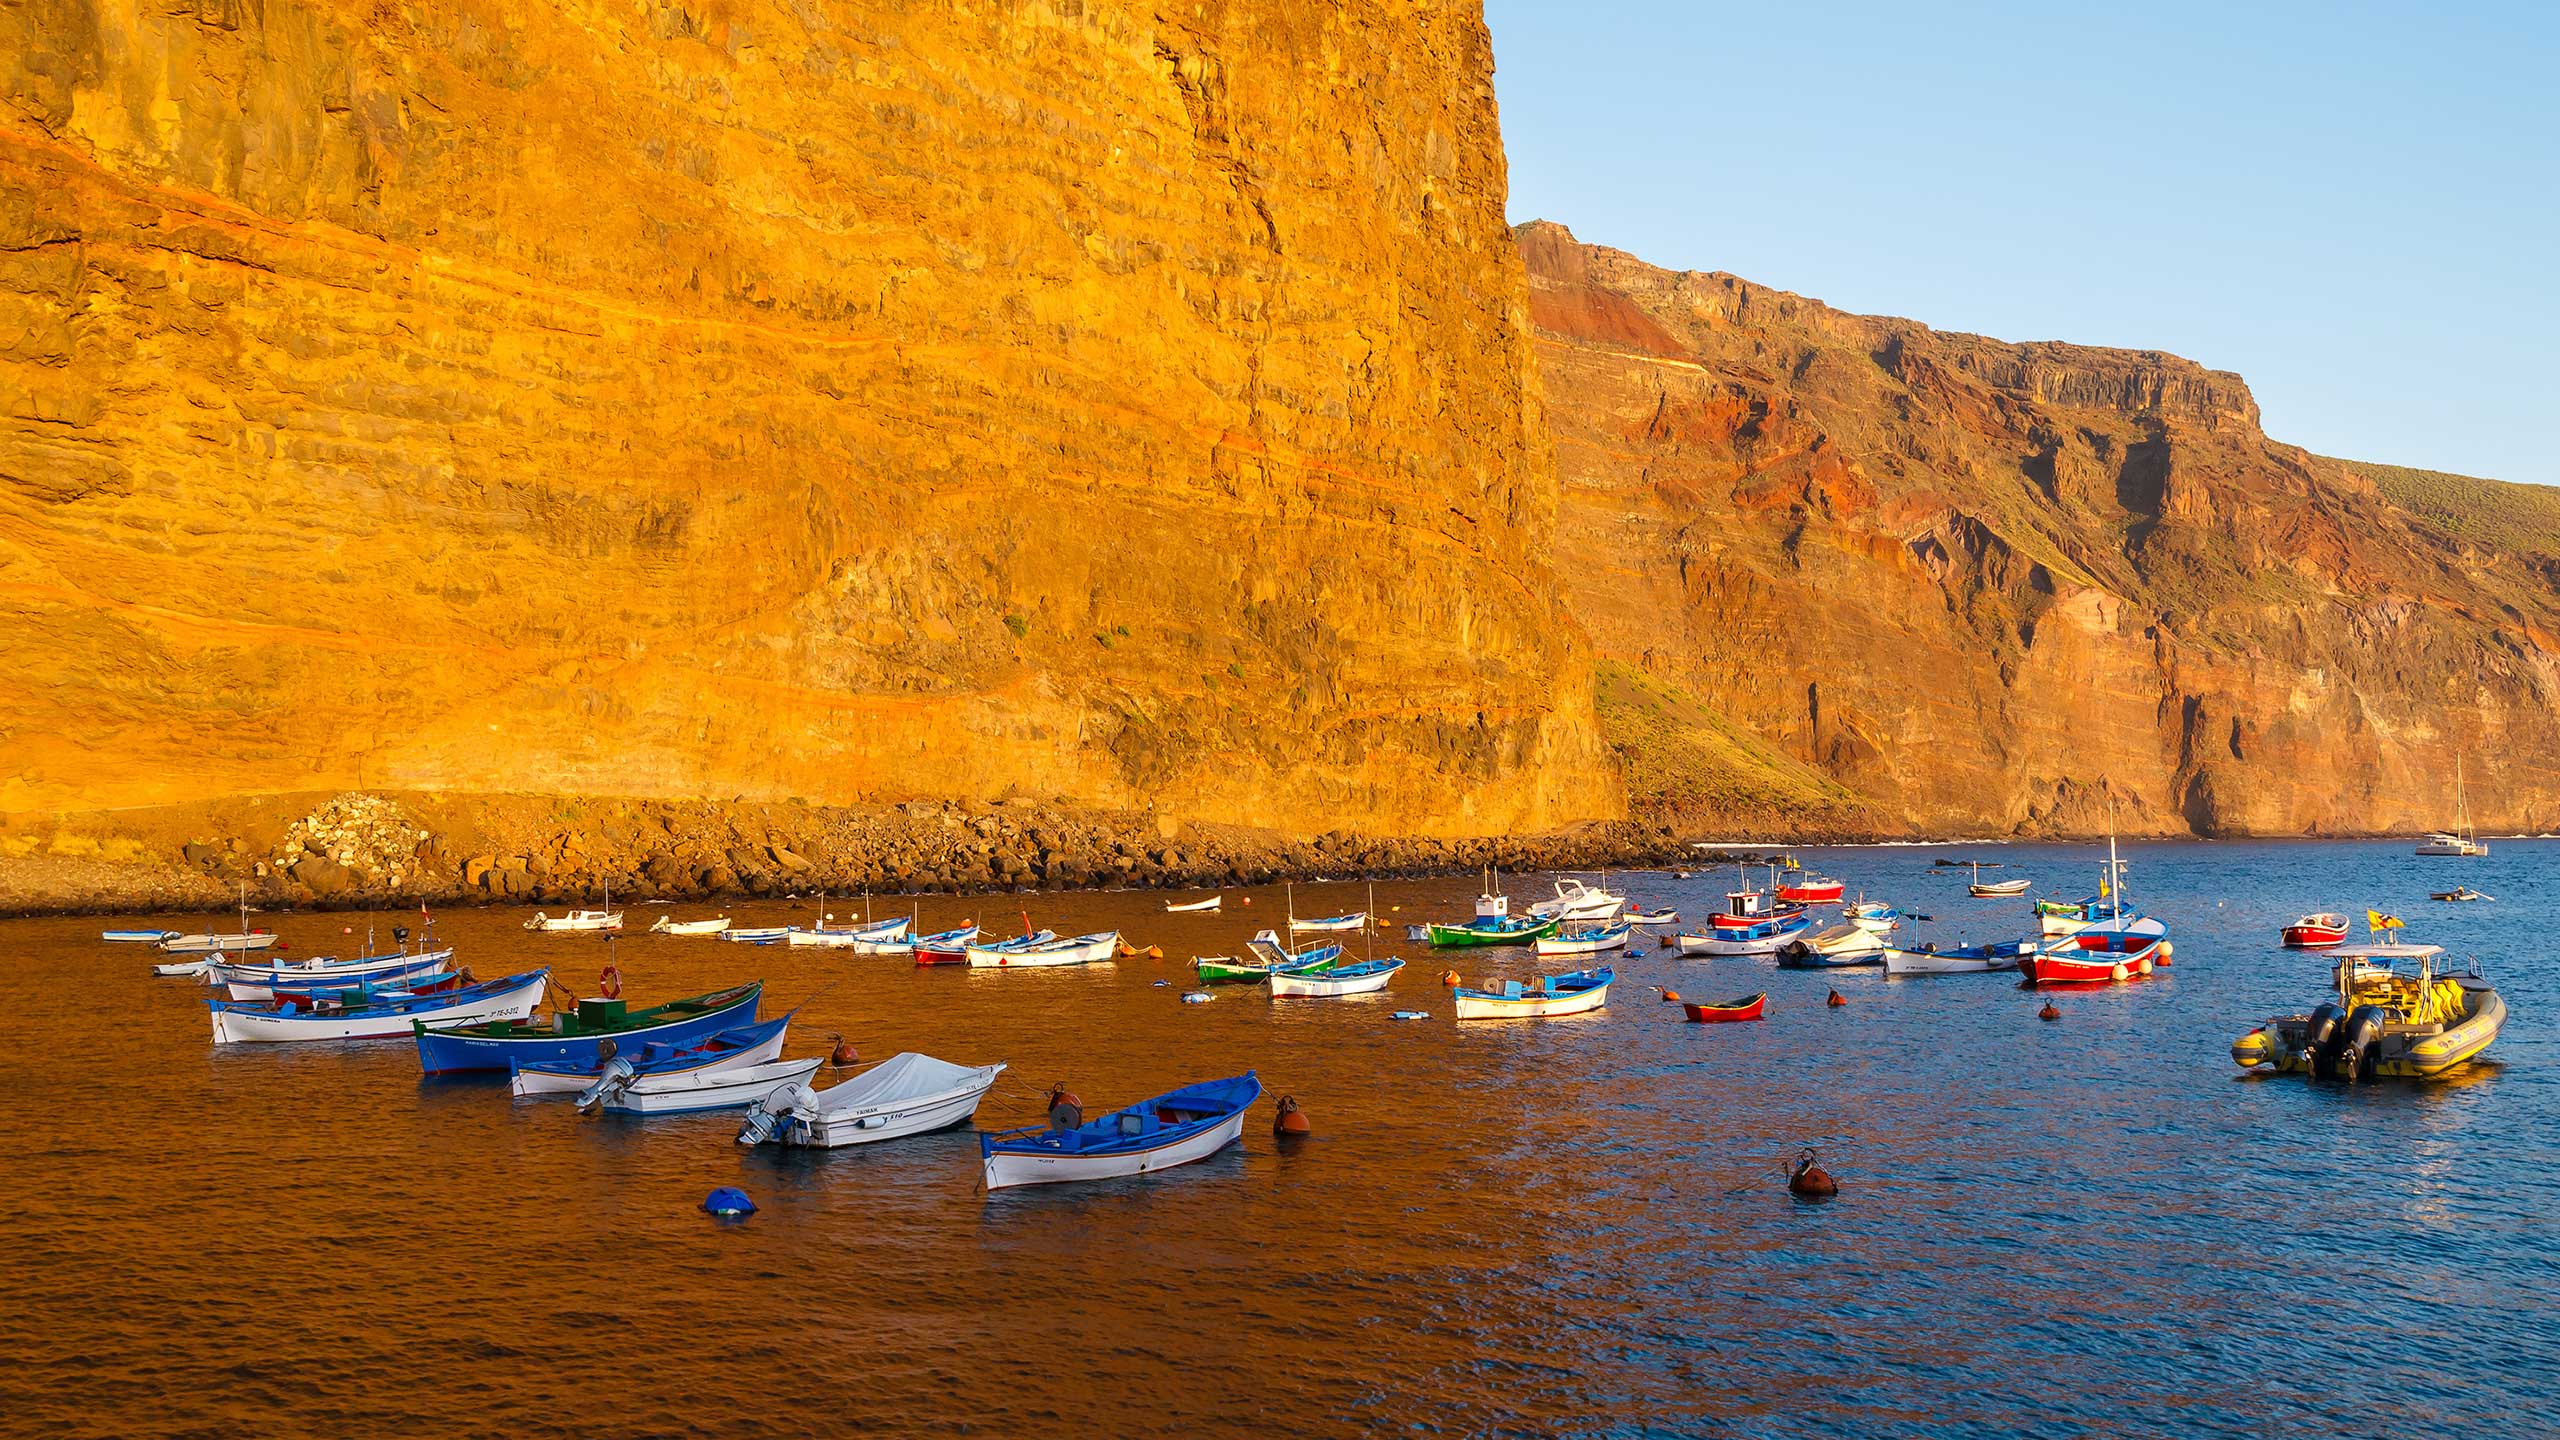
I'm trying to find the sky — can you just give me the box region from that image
[1483,0,2558,485]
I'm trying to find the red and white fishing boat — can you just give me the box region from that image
[2021,929,2166,986]
[2280,913,2349,949]
[1776,873,1845,905]
[1708,866,1806,929]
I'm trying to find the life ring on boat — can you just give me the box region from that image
[599,964,622,1000]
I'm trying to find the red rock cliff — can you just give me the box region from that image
[0,0,1619,837]
[1521,220,2560,836]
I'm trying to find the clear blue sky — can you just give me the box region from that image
[1485,1,2558,485]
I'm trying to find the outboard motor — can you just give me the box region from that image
[573,1055,639,1112]
[2336,1005,2390,1083]
[2304,1003,2347,1079]
[736,1082,819,1146]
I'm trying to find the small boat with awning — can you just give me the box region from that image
[524,909,622,933]
[980,1072,1261,1190]
[413,981,763,1075]
[1529,876,1626,922]
[1452,967,1612,1020]
[2281,914,2349,948]
[739,1052,1009,1148]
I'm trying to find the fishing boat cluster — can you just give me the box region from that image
[111,836,2514,1198]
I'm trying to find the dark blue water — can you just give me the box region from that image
[5,840,2553,1437]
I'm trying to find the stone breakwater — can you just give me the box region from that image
[0,792,1700,917]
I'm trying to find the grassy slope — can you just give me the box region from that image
[1592,661,1862,826]
[2337,457,2560,564]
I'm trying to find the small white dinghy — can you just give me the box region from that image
[737,1053,1009,1148]
[1164,896,1223,913]
[511,1015,792,1098]
[965,930,1118,968]
[159,931,280,955]
[593,1055,827,1116]
[1880,939,2039,975]
[1270,958,1404,998]
[650,915,731,936]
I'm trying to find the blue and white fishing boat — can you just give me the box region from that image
[1269,957,1404,998]
[105,928,179,943]
[1451,967,1613,1020]
[1776,922,1887,968]
[1533,920,1631,958]
[1674,913,1812,956]
[980,1072,1262,1190]
[219,948,456,1001]
[595,1056,827,1116]
[413,981,763,1075]
[508,1010,796,1098]
[209,969,547,1045]
[723,926,793,945]
[787,912,910,949]
[1881,939,2039,975]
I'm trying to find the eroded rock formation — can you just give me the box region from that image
[1522,220,2560,836]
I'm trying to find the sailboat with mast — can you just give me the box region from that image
[2416,756,2490,856]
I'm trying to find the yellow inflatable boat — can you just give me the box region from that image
[2232,942,2504,1081]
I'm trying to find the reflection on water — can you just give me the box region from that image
[6,840,2558,1436]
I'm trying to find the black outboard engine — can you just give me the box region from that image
[2304,1004,2347,1079]
[2336,1005,2390,1083]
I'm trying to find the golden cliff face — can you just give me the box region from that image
[0,0,1616,836]
[1521,221,2560,837]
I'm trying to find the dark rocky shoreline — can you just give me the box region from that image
[0,790,1780,919]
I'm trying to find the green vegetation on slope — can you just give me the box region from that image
[1593,661,1861,826]
[2339,457,2560,565]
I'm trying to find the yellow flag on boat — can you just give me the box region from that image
[2366,909,2403,933]
[2099,879,2110,898]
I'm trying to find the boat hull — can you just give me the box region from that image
[1269,960,1401,997]
[2020,938,2162,987]
[211,972,545,1044]
[509,1021,791,1097]
[965,932,1117,968]
[982,1110,1247,1191]
[160,932,279,955]
[1881,942,2033,975]
[1682,994,1765,1023]
[1427,917,1560,949]
[741,1057,1007,1148]
[602,1056,826,1115]
[412,985,762,1075]
[1164,898,1223,913]
[2281,922,2348,948]
[1452,975,1611,1020]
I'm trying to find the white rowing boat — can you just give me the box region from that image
[649,915,731,936]
[1269,958,1403,998]
[597,1055,827,1116]
[1451,967,1612,1020]
[965,930,1118,968]
[525,909,622,933]
[1164,897,1223,913]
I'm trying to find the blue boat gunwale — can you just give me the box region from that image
[412,981,764,1075]
[509,1007,797,1080]
[980,1071,1261,1160]
[1452,966,1613,1003]
[1286,956,1404,982]
[207,967,549,1018]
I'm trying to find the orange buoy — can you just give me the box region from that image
[1441,969,1462,987]
[1826,989,1847,1008]
[1240,896,1252,906]
[1789,1148,1838,1200]
[1273,1095,1312,1137]
[2039,1001,2061,1022]
[1654,986,1682,1004]
[828,1033,860,1067]
[1116,939,1138,958]
[1145,945,1164,960]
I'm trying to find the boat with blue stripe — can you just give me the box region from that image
[980,1072,1261,1190]
[413,981,763,1075]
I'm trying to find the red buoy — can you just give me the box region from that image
[1652,986,1682,1004]
[1826,989,1847,1008]
[1273,1095,1312,1137]
[1441,969,1462,987]
[1047,1083,1083,1129]
[828,1033,860,1067]
[2039,1001,2061,1022]
[1789,1148,1838,1200]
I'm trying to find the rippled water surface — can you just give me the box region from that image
[8,841,2558,1437]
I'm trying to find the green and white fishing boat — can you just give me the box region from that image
[1194,930,1344,986]
[1426,913,1561,949]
